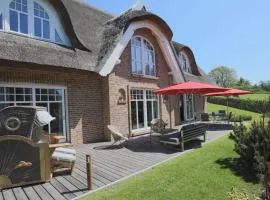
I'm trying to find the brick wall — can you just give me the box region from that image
[0,65,104,145]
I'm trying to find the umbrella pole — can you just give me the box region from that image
[227,96,229,124]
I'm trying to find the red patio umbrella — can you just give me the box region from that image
[155,81,228,95]
[204,88,251,116]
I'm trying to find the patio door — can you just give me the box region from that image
[130,89,159,130]
[0,85,67,138]
[183,94,194,121]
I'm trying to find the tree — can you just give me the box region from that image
[235,77,251,89]
[208,66,237,87]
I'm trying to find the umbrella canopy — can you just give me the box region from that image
[154,81,228,95]
[204,88,251,97]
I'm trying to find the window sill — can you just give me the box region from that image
[131,74,159,80]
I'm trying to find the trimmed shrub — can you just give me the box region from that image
[231,115,253,122]
[208,97,270,114]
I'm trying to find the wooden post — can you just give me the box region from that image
[86,155,92,190]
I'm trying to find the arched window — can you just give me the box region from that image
[131,36,156,76]
[34,2,49,39]
[9,0,28,34]
[179,52,191,73]
[0,0,70,46]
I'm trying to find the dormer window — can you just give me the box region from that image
[0,0,70,46]
[34,2,50,39]
[131,36,156,77]
[9,0,28,34]
[179,52,191,73]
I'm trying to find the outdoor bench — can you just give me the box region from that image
[160,123,206,151]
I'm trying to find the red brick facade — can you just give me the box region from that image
[0,65,104,144]
[0,28,205,144]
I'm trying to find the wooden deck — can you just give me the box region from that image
[0,130,229,200]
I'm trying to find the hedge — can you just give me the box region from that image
[207,97,270,114]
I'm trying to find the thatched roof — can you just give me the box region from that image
[0,0,173,74]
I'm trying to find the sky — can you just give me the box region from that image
[87,0,270,84]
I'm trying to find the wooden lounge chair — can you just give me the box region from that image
[107,125,128,145]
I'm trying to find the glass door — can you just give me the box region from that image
[184,94,194,121]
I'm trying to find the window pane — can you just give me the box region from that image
[20,13,28,33]
[25,95,32,101]
[49,103,63,136]
[55,30,63,44]
[43,20,50,39]
[16,88,24,94]
[22,4,27,13]
[36,103,49,133]
[10,10,18,32]
[153,101,158,119]
[131,102,137,129]
[0,13,2,30]
[147,101,153,126]
[137,101,144,128]
[6,87,14,94]
[25,88,32,94]
[34,17,41,37]
[145,64,150,75]
[6,95,14,101]
[16,2,21,11]
[10,1,15,9]
[16,95,24,101]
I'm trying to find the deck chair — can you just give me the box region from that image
[107,125,128,145]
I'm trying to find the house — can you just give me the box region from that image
[0,0,213,144]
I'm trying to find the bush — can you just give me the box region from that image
[229,123,256,166]
[231,115,253,122]
[208,97,270,114]
[230,119,270,199]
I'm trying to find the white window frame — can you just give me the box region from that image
[0,83,68,139]
[130,89,160,130]
[0,0,70,46]
[183,94,194,121]
[8,0,29,35]
[33,1,50,40]
[131,36,156,77]
[179,52,191,73]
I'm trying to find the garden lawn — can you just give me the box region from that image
[208,102,262,122]
[81,136,260,200]
[237,93,270,100]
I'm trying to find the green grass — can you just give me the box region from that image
[215,93,270,101]
[81,136,260,200]
[238,93,270,100]
[207,103,262,122]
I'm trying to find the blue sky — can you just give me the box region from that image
[88,0,270,84]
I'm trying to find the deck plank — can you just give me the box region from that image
[2,189,16,200]
[22,186,41,200]
[12,188,28,200]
